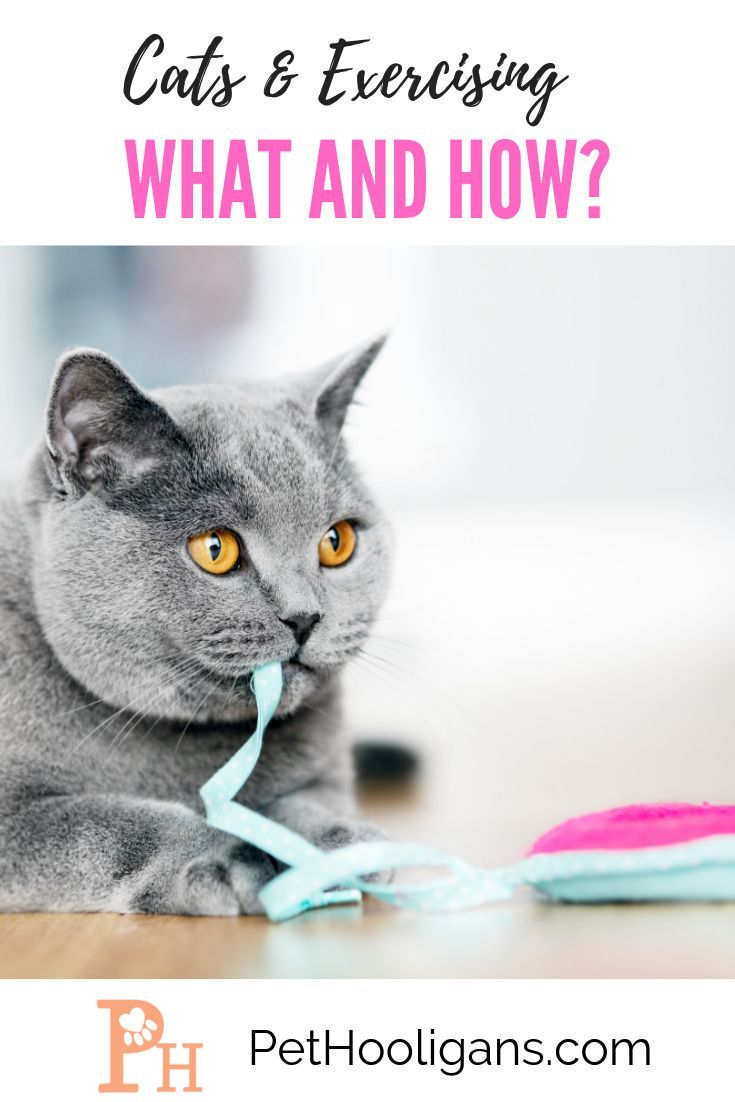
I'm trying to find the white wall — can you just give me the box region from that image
[221,247,735,507]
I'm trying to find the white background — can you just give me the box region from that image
[0,0,732,243]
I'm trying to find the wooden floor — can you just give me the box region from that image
[4,898,735,979]
[2,503,735,978]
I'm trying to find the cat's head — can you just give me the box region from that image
[31,341,391,721]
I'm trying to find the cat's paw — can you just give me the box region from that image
[131,839,275,916]
[317,818,394,885]
[178,844,275,916]
[318,819,386,850]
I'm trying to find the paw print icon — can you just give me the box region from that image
[118,1007,159,1047]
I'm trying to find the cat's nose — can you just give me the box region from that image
[280,611,321,647]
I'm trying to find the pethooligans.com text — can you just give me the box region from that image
[249,1028,651,1076]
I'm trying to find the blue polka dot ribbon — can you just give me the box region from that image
[200,661,515,921]
[201,662,735,920]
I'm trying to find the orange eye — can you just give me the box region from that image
[318,520,357,568]
[187,529,241,575]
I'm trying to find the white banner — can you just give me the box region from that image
[0,978,727,1100]
[0,0,731,244]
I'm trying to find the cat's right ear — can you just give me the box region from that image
[305,334,388,449]
[45,349,187,496]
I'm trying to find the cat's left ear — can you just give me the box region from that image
[307,334,387,447]
[45,348,187,496]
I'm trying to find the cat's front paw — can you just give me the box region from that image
[177,843,276,915]
[318,818,386,850]
[132,839,276,916]
[317,819,394,885]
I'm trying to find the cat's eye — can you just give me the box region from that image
[187,529,241,575]
[318,520,357,568]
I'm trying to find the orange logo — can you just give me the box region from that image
[97,1000,203,1093]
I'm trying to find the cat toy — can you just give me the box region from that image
[200,662,735,921]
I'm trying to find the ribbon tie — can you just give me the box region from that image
[199,661,514,921]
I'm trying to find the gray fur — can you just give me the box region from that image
[0,338,391,915]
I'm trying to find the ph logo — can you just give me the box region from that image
[97,1000,203,1093]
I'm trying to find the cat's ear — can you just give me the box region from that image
[307,334,387,446]
[45,348,187,495]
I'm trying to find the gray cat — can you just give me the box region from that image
[0,338,391,915]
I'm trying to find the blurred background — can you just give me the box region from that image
[2,246,734,873]
[3,247,734,503]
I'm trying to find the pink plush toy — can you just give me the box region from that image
[524,802,735,902]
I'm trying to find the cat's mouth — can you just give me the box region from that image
[279,657,320,696]
[186,650,320,702]
[284,656,314,674]
[142,646,331,725]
